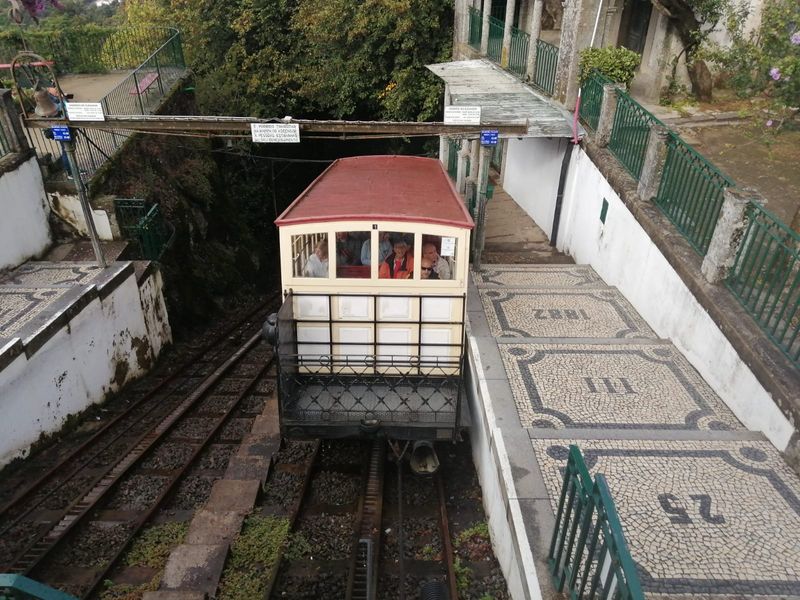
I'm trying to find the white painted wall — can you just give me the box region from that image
[554,147,794,450]
[0,269,172,467]
[501,137,567,239]
[48,191,114,241]
[138,267,172,358]
[0,156,52,271]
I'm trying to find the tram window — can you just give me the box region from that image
[378,232,415,279]
[422,236,456,280]
[292,234,329,278]
[335,231,370,279]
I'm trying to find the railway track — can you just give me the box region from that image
[0,297,279,597]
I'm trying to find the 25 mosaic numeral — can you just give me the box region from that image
[532,309,590,320]
[658,493,725,525]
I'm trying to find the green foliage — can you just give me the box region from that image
[125,521,189,568]
[283,531,313,560]
[454,521,490,548]
[217,515,291,600]
[578,47,641,88]
[704,0,800,107]
[453,557,473,596]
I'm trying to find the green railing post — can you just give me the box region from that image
[578,71,611,132]
[508,26,530,78]
[468,7,483,50]
[487,16,504,63]
[532,39,558,96]
[607,90,664,180]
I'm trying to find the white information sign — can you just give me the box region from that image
[65,102,105,122]
[250,123,301,143]
[444,106,481,125]
[440,236,456,257]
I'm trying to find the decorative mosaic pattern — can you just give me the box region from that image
[479,289,656,339]
[500,343,742,430]
[532,439,800,597]
[0,263,101,287]
[475,264,603,288]
[0,287,68,337]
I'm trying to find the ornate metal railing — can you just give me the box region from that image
[447,137,459,181]
[548,445,644,600]
[468,7,482,50]
[274,291,466,438]
[135,204,174,261]
[508,26,530,78]
[487,16,504,63]
[532,39,558,96]
[607,90,663,180]
[655,132,734,255]
[726,202,800,366]
[579,71,611,132]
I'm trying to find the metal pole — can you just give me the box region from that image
[64,138,107,268]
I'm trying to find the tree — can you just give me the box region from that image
[652,0,730,100]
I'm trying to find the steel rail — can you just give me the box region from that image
[0,298,273,534]
[10,330,265,575]
[436,472,459,600]
[78,350,276,599]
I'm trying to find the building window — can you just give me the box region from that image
[378,232,415,280]
[335,231,370,278]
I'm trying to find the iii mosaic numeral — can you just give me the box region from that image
[658,493,725,525]
[532,309,590,320]
[583,377,636,394]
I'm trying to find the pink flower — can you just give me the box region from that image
[766,119,773,127]
[769,67,781,81]
[792,32,800,45]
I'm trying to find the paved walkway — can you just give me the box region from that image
[468,176,800,599]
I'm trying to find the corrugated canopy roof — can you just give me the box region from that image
[275,156,474,229]
[427,59,580,139]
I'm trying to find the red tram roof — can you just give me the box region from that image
[275,155,474,229]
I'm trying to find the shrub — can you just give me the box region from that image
[579,46,641,88]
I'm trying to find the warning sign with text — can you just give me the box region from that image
[250,123,301,143]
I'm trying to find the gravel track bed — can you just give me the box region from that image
[275,441,316,464]
[310,471,360,506]
[42,475,96,510]
[466,567,510,599]
[293,514,353,560]
[378,574,444,600]
[107,475,169,511]
[238,394,267,414]
[383,516,441,561]
[261,471,303,509]
[213,379,252,394]
[53,521,134,567]
[169,418,217,441]
[230,362,262,378]
[198,395,238,414]
[253,379,275,395]
[89,440,136,468]
[274,571,346,599]
[198,444,236,470]
[384,471,435,506]
[141,444,194,471]
[218,417,254,441]
[0,522,43,566]
[170,475,217,510]
[318,440,367,466]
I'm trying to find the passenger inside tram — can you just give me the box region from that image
[422,239,452,280]
[379,234,414,279]
[303,238,329,278]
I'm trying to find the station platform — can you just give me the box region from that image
[466,262,800,599]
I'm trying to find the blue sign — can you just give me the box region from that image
[51,126,71,142]
[480,130,498,146]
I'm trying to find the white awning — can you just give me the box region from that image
[427,59,581,139]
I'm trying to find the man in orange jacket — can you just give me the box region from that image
[379,236,414,279]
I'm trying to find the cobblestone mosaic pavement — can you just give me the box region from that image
[0,263,101,287]
[475,264,603,287]
[500,343,743,430]
[479,288,657,339]
[532,439,800,597]
[0,287,69,338]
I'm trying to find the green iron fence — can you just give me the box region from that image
[487,16,504,63]
[491,140,503,170]
[726,202,800,366]
[447,138,459,181]
[655,133,734,255]
[607,90,662,180]
[508,26,529,78]
[135,204,174,261]
[548,445,644,600]
[114,198,148,237]
[468,6,483,50]
[533,39,558,96]
[0,574,76,599]
[579,71,611,132]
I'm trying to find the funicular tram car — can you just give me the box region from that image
[265,155,474,445]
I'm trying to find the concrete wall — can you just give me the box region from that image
[551,146,794,450]
[0,267,172,467]
[0,155,52,271]
[48,191,114,241]
[502,137,568,238]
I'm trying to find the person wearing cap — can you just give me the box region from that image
[379,236,414,279]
